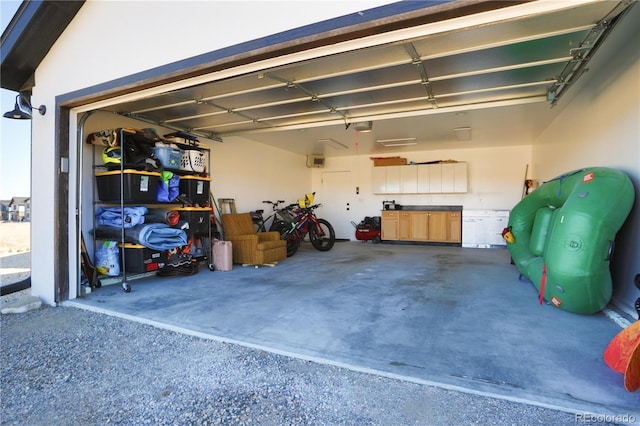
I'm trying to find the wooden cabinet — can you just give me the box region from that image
[427,211,448,241]
[399,211,430,240]
[448,211,462,243]
[398,211,411,240]
[407,211,429,241]
[381,210,399,240]
[381,209,462,244]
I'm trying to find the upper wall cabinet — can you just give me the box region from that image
[373,162,467,194]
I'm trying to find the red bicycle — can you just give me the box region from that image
[275,193,336,256]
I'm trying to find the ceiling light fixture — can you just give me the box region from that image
[454,127,472,141]
[377,137,418,147]
[354,121,373,132]
[3,94,46,120]
[318,138,348,150]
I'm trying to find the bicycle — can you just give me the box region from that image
[250,200,295,233]
[277,193,336,256]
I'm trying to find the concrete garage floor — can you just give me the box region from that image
[68,241,640,417]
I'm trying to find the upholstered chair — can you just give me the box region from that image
[220,213,287,266]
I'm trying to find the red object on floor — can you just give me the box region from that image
[604,321,640,392]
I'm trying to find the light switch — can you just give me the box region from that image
[60,157,69,173]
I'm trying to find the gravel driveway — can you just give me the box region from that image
[0,306,580,425]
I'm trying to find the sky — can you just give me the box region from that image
[1,0,31,200]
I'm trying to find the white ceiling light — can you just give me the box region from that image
[318,138,349,150]
[354,121,373,132]
[454,127,472,141]
[377,137,418,147]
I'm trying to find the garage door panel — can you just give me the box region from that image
[410,1,613,60]
[422,31,588,79]
[430,63,564,96]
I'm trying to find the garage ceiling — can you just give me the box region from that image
[100,0,633,157]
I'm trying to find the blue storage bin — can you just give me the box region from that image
[153,145,183,170]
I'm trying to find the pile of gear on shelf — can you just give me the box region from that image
[86,127,216,283]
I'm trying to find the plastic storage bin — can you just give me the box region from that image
[178,176,210,205]
[153,145,183,170]
[119,243,167,273]
[174,207,210,233]
[95,170,161,203]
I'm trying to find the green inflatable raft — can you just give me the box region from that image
[506,167,635,314]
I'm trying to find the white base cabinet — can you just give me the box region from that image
[462,210,510,248]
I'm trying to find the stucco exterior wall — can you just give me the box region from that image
[29,1,393,304]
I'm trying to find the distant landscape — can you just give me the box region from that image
[0,222,30,286]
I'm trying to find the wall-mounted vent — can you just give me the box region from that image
[308,155,325,168]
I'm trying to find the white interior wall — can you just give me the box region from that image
[531,4,640,316]
[207,136,310,215]
[311,145,533,232]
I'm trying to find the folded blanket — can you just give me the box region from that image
[132,224,188,250]
[146,209,180,226]
[96,206,148,228]
[94,223,188,251]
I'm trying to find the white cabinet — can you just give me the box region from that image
[428,164,443,193]
[462,210,509,248]
[400,166,417,193]
[372,166,401,194]
[487,211,509,245]
[417,165,430,193]
[371,167,386,194]
[435,162,467,193]
[451,162,468,193]
[373,162,468,194]
[386,166,401,193]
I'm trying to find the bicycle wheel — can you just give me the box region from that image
[273,221,300,256]
[309,218,335,251]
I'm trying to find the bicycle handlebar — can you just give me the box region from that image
[289,203,322,211]
[262,200,287,209]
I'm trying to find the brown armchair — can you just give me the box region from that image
[221,213,287,266]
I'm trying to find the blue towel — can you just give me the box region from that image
[96,206,148,228]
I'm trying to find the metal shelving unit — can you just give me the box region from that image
[89,128,213,292]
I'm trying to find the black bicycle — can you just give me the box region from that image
[251,200,296,233]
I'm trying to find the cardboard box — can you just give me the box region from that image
[371,157,408,166]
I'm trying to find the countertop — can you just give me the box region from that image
[382,205,463,212]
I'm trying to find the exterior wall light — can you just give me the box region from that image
[3,94,46,120]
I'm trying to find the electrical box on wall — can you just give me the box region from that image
[308,155,325,168]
